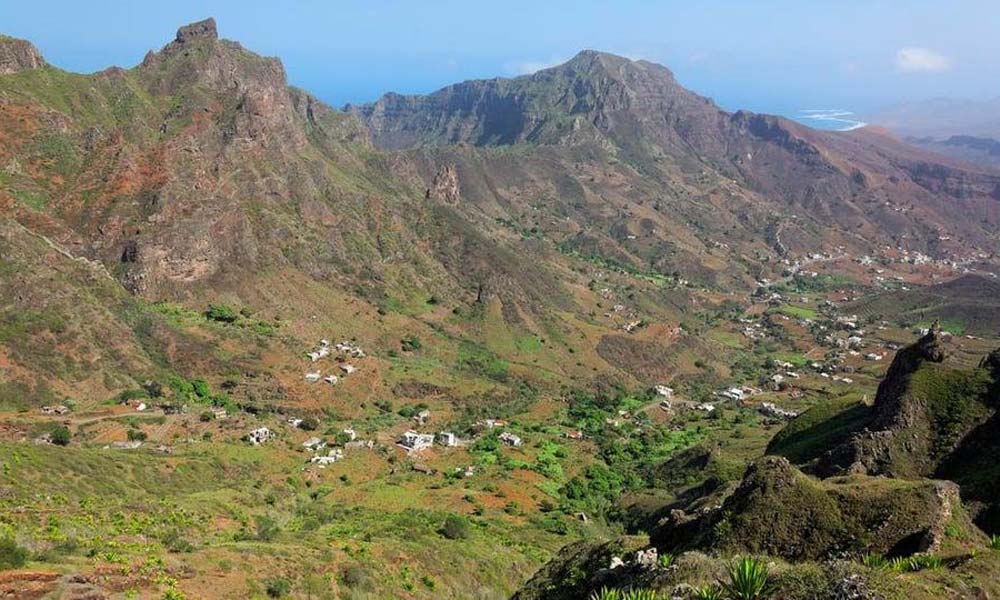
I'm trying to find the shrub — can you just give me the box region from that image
[340,564,370,590]
[401,335,422,352]
[50,426,71,446]
[161,529,194,553]
[199,411,215,422]
[722,557,770,600]
[265,578,291,598]
[205,304,239,323]
[127,429,147,442]
[440,514,470,540]
[990,534,1000,550]
[0,536,28,569]
[255,515,280,542]
[299,417,319,432]
[191,379,211,399]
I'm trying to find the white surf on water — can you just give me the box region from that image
[794,109,867,131]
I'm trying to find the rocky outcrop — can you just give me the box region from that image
[0,36,46,74]
[175,17,218,43]
[425,164,460,203]
[813,324,996,479]
[652,455,982,561]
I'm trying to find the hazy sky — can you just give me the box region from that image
[3,0,998,118]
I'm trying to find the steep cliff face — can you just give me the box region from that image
[0,36,45,74]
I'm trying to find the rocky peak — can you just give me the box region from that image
[887,321,947,374]
[175,18,218,44]
[0,36,46,75]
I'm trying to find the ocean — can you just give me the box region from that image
[792,109,867,131]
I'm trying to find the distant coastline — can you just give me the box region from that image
[793,109,867,131]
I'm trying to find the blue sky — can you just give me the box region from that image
[2,0,997,119]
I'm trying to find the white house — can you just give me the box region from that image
[498,431,523,447]
[437,432,459,447]
[310,449,343,465]
[339,363,356,375]
[398,430,435,452]
[305,371,322,383]
[302,437,326,451]
[247,427,273,445]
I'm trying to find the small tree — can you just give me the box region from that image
[0,536,28,569]
[50,426,71,446]
[265,578,292,598]
[441,514,470,539]
[255,515,280,541]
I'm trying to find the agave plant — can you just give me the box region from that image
[692,584,723,600]
[861,553,888,569]
[588,588,660,600]
[907,554,943,572]
[990,534,1000,550]
[622,589,660,600]
[722,556,770,600]
[888,556,909,572]
[657,552,675,568]
[590,587,622,600]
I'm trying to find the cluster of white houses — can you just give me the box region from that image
[303,339,363,386]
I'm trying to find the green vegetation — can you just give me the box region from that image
[0,536,29,570]
[456,340,510,382]
[50,425,71,446]
[401,335,422,351]
[722,557,770,600]
[861,553,889,569]
[440,514,471,540]
[204,303,239,323]
[589,588,661,600]
[777,305,819,320]
[560,388,707,517]
[692,585,723,600]
[767,395,872,463]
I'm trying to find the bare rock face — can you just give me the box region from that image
[0,36,46,74]
[174,17,218,43]
[425,164,460,203]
